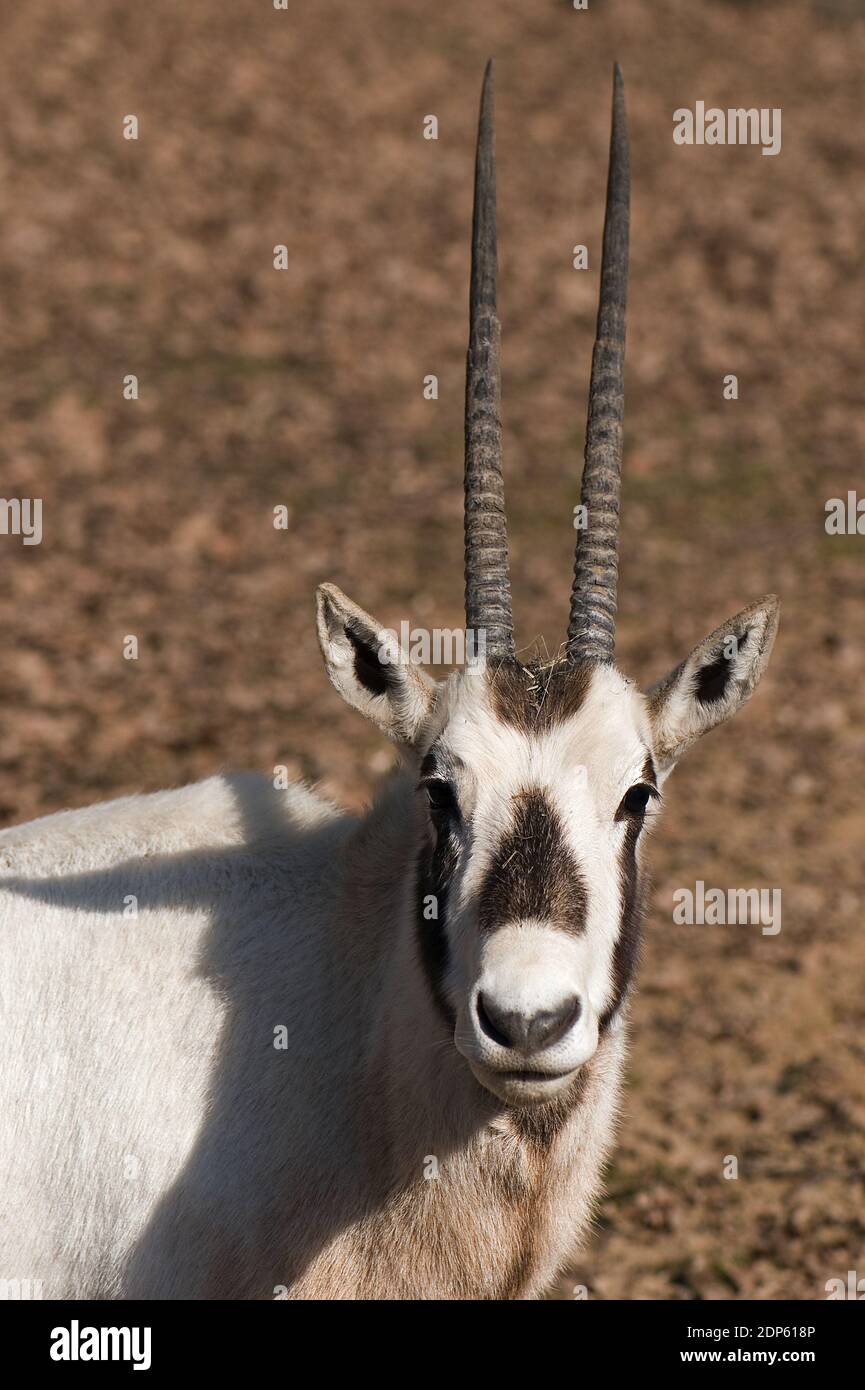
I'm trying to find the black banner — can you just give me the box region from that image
[1,1297,860,1375]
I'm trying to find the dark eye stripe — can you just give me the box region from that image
[414,827,459,1027]
[600,751,654,1028]
[600,818,645,1033]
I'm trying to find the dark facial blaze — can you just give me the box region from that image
[415,663,654,1057]
[478,790,587,936]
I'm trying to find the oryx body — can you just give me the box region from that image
[0,64,778,1300]
[0,763,626,1300]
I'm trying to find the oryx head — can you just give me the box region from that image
[316,63,779,1109]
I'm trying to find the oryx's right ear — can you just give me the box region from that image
[646,595,779,777]
[316,583,439,747]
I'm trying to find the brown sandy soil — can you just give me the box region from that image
[0,0,862,1299]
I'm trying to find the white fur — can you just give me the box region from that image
[431,666,651,1046]
[0,589,778,1299]
[0,761,625,1299]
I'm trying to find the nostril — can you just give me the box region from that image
[476,993,515,1048]
[476,992,582,1053]
[528,994,582,1051]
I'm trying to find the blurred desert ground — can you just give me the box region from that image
[0,0,863,1299]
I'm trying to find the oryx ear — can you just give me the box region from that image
[316,583,438,746]
[647,595,779,776]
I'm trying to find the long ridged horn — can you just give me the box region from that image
[464,59,515,662]
[567,64,630,664]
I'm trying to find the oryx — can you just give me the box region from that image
[0,62,778,1300]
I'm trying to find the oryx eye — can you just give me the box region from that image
[619,783,657,818]
[422,779,458,818]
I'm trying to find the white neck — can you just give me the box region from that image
[283,773,628,1299]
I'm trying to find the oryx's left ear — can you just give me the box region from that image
[646,595,780,775]
[316,583,439,747]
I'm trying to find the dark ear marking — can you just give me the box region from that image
[694,626,750,707]
[345,625,392,697]
[694,651,733,706]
